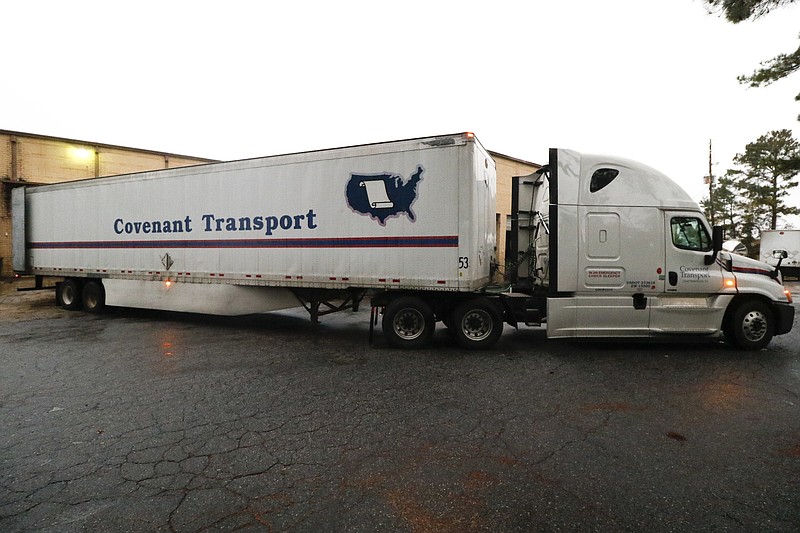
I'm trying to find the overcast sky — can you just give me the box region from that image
[4,0,799,225]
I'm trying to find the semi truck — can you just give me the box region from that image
[12,133,795,350]
[760,229,799,280]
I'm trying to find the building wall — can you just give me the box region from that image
[0,130,215,277]
[0,183,12,276]
[490,152,541,276]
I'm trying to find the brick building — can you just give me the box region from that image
[490,150,541,276]
[0,130,216,277]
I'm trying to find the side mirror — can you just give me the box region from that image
[769,249,787,279]
[704,226,724,265]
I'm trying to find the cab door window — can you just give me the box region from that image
[670,217,711,251]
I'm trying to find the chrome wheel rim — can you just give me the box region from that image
[62,285,76,306]
[461,309,493,342]
[84,292,98,309]
[742,310,768,342]
[393,309,425,340]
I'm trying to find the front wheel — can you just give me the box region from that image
[451,298,503,350]
[381,296,435,349]
[725,300,774,350]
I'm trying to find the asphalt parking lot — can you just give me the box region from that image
[1,281,799,532]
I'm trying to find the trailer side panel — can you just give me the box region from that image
[23,134,496,292]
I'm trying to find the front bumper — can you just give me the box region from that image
[773,302,795,335]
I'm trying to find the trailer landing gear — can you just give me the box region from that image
[292,289,367,323]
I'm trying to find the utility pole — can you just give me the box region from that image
[706,139,715,225]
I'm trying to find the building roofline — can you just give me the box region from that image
[0,129,219,163]
[2,129,543,169]
[488,150,542,168]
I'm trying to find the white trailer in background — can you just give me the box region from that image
[760,229,800,280]
[12,134,795,350]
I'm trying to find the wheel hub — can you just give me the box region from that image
[462,309,492,341]
[394,309,424,340]
[742,310,767,342]
[62,286,76,305]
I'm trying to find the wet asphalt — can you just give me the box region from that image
[1,283,799,532]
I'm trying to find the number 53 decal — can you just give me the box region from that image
[459,257,469,269]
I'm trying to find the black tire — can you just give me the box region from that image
[381,296,435,349]
[55,284,64,307]
[725,300,774,351]
[58,279,83,311]
[82,280,106,314]
[451,298,503,350]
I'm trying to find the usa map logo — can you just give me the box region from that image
[345,166,423,225]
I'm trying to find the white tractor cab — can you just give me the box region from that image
[510,148,794,350]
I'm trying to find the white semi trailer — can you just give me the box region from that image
[760,229,800,280]
[12,133,795,350]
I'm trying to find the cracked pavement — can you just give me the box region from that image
[1,281,799,532]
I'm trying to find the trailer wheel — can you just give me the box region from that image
[451,298,503,350]
[82,280,106,314]
[725,300,774,351]
[382,296,435,349]
[58,279,82,311]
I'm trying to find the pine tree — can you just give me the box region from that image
[705,0,796,22]
[708,174,744,235]
[703,173,760,253]
[728,129,800,230]
[704,0,799,118]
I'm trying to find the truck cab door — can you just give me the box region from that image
[649,211,728,335]
[551,206,660,338]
